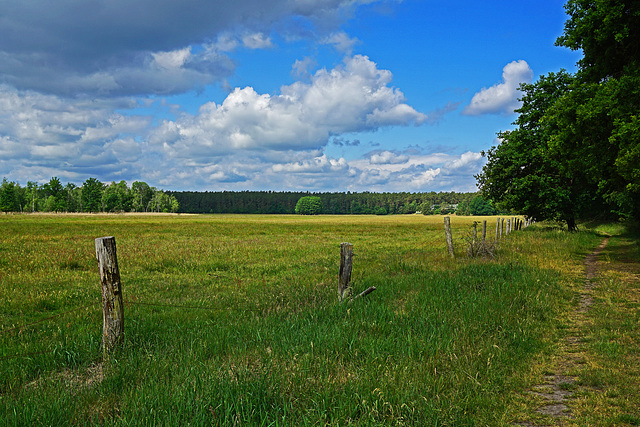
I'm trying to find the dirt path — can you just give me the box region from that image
[517,236,611,426]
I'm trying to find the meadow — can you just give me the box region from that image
[0,213,631,425]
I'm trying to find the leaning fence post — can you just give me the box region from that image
[496,218,500,241]
[444,216,455,258]
[339,242,354,301]
[95,236,124,358]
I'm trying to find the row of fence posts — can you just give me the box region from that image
[444,216,534,259]
[97,217,534,356]
[96,236,374,358]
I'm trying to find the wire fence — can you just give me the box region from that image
[0,297,228,362]
[3,218,534,363]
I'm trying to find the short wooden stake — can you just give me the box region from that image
[444,217,455,258]
[495,218,500,241]
[500,218,505,238]
[95,236,124,357]
[339,242,354,301]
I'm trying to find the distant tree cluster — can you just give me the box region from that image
[295,196,323,215]
[169,190,483,215]
[455,196,496,216]
[477,0,640,230]
[0,177,178,213]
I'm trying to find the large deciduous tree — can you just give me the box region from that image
[552,0,640,218]
[477,71,593,231]
[478,0,639,227]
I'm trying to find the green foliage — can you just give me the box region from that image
[374,206,387,215]
[0,178,20,212]
[103,181,133,212]
[469,196,496,216]
[295,195,322,215]
[456,199,470,215]
[81,177,103,212]
[42,177,66,212]
[477,71,595,231]
[456,196,495,216]
[172,191,477,215]
[478,0,640,225]
[556,0,639,83]
[0,177,176,214]
[131,181,153,212]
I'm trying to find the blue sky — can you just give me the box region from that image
[0,0,582,192]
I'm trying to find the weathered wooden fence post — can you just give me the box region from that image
[339,242,354,301]
[444,217,455,258]
[500,218,505,238]
[496,217,500,241]
[95,236,124,357]
[506,218,511,235]
[472,221,478,245]
[482,220,487,244]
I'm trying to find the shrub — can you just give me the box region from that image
[295,196,322,215]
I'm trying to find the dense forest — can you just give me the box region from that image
[477,0,639,230]
[167,190,492,215]
[0,177,178,213]
[1,177,497,215]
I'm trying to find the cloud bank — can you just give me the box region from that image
[0,0,487,193]
[0,0,374,97]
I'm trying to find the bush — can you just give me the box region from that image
[374,206,387,215]
[295,196,322,215]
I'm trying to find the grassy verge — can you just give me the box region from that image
[569,225,640,425]
[0,214,626,425]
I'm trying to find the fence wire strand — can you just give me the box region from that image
[1,301,100,337]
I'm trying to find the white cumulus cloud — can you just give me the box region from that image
[151,55,428,157]
[463,60,533,115]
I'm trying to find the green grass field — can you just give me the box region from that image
[1,214,637,425]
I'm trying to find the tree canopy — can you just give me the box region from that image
[477,0,639,229]
[295,196,323,215]
[0,177,178,213]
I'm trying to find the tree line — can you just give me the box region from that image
[477,0,639,230]
[168,190,496,215]
[0,177,179,213]
[2,177,501,216]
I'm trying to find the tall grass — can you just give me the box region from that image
[0,214,603,425]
